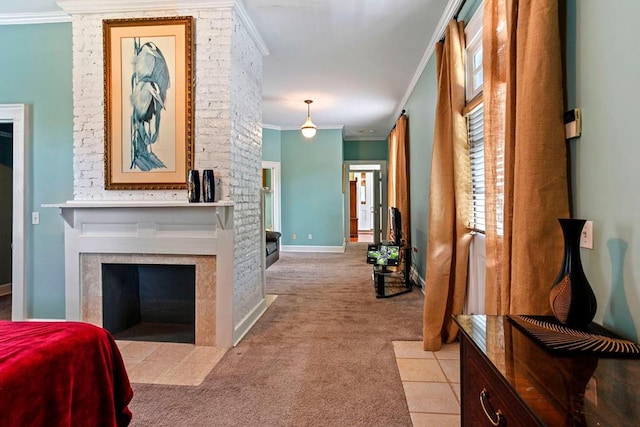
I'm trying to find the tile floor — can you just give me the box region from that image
[116,340,227,386]
[393,341,461,427]
[117,296,279,386]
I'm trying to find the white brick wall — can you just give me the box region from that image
[229,9,263,323]
[69,5,264,327]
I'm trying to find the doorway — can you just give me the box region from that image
[0,123,11,320]
[344,161,387,244]
[261,161,281,233]
[0,104,27,321]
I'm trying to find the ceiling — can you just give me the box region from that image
[0,0,451,140]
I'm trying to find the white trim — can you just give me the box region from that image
[0,104,27,321]
[281,244,346,254]
[410,265,426,294]
[262,124,281,131]
[464,3,484,101]
[280,125,344,131]
[0,12,71,25]
[233,297,268,346]
[392,0,465,131]
[261,161,281,233]
[344,136,388,142]
[57,0,233,14]
[56,0,268,56]
[233,0,269,56]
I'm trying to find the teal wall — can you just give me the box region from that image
[262,127,281,162]
[404,57,438,279]
[280,129,344,247]
[0,23,73,318]
[343,139,388,161]
[574,1,640,340]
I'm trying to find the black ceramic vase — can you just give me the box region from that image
[187,169,200,203]
[549,218,597,329]
[202,169,215,202]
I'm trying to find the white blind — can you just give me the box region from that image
[468,103,485,232]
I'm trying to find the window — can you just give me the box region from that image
[464,4,486,314]
[465,5,483,101]
[467,103,485,232]
[465,4,485,233]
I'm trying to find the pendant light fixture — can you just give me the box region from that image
[300,99,317,138]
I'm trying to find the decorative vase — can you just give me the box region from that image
[549,218,597,329]
[187,169,200,203]
[202,169,215,202]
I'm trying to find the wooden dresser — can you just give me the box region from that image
[454,315,640,426]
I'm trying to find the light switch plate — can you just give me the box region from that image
[580,220,593,250]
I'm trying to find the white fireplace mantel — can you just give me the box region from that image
[44,200,235,348]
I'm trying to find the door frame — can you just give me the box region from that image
[343,160,387,243]
[261,161,281,232]
[0,104,28,320]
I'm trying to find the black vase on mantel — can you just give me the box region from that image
[202,169,215,203]
[187,169,200,203]
[549,218,597,329]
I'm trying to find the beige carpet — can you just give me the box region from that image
[128,242,424,426]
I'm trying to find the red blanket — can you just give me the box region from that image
[0,321,133,426]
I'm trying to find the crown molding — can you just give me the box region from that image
[57,0,233,14]
[55,0,268,55]
[280,125,344,131]
[0,12,71,25]
[233,0,269,56]
[262,124,281,131]
[392,0,465,130]
[344,136,388,142]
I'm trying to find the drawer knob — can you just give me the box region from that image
[480,388,504,426]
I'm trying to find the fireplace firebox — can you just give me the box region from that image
[102,263,196,343]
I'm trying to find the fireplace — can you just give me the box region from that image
[101,263,196,343]
[53,201,235,348]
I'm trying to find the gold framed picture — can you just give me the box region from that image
[103,16,194,190]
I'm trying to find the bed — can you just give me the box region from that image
[0,320,133,426]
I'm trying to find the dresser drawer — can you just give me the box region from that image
[461,337,542,427]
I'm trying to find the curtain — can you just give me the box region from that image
[423,20,471,351]
[484,0,569,315]
[387,115,410,244]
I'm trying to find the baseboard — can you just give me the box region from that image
[233,297,268,346]
[281,244,345,253]
[410,266,425,294]
[0,283,12,297]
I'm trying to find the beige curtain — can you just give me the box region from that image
[423,20,471,351]
[484,0,569,315]
[387,115,410,244]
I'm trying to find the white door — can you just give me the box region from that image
[358,172,373,231]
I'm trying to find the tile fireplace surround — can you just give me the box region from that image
[49,201,235,348]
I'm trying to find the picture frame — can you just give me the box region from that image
[103,16,194,190]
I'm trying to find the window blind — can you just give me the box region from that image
[468,103,485,232]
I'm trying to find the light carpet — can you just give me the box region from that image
[128,242,424,426]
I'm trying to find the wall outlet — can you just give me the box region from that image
[580,220,594,250]
[32,212,40,225]
[308,234,313,240]
[292,234,297,240]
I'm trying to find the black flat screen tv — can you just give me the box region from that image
[366,244,400,268]
[389,206,402,246]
